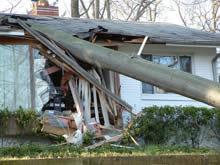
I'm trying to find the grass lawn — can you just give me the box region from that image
[0,144,219,160]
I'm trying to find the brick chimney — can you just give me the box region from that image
[29,0,59,16]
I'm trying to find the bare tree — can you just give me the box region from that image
[146,0,162,22]
[71,0,80,17]
[173,0,188,27]
[95,0,100,18]
[1,0,23,13]
[174,0,220,32]
[78,0,110,19]
[69,0,162,21]
[110,0,162,22]
[79,0,94,18]
[106,0,111,19]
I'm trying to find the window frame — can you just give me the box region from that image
[140,54,194,101]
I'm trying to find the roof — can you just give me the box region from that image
[1,13,220,46]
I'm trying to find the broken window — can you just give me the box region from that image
[34,49,50,110]
[141,55,191,94]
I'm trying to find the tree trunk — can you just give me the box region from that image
[31,23,220,109]
[211,0,217,32]
[95,0,100,19]
[71,0,80,17]
[91,0,95,18]
[106,0,111,20]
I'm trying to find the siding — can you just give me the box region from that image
[118,44,216,115]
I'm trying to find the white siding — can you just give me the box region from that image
[118,44,216,115]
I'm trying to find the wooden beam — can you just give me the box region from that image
[84,80,91,122]
[109,71,117,116]
[128,133,140,147]
[68,78,83,116]
[0,36,39,45]
[92,86,100,123]
[97,90,114,117]
[84,134,123,150]
[35,44,83,79]
[29,45,35,111]
[92,69,110,127]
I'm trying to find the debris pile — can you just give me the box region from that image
[39,66,128,146]
[0,17,135,148]
[32,35,132,146]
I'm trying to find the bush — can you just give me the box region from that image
[0,107,40,135]
[210,108,220,141]
[124,106,219,148]
[0,108,11,135]
[13,106,40,134]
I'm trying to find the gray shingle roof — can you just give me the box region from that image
[1,13,220,46]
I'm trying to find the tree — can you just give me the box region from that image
[173,0,220,32]
[71,0,80,17]
[1,0,23,13]
[69,0,163,21]
[79,0,111,19]
[146,0,162,22]
[106,0,111,19]
[110,0,162,21]
[95,0,100,18]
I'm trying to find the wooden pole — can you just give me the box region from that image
[29,45,35,111]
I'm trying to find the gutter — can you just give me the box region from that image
[212,53,220,82]
[152,38,220,47]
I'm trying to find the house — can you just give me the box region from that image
[120,40,219,114]
[1,13,220,127]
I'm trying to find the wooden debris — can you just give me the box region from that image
[128,133,140,147]
[110,144,135,149]
[109,71,117,116]
[92,86,100,123]
[97,90,114,117]
[68,78,84,116]
[41,123,76,136]
[84,134,123,150]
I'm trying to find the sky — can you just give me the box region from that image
[0,0,186,27]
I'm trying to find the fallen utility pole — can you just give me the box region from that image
[24,21,220,108]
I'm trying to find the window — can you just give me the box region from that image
[0,45,31,110]
[141,54,192,94]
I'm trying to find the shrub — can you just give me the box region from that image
[124,106,218,148]
[0,108,11,135]
[13,106,40,134]
[0,107,40,135]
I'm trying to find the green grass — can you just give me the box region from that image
[0,144,219,160]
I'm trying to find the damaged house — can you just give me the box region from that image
[1,12,220,145]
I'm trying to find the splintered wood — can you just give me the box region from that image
[68,68,123,128]
[84,112,143,149]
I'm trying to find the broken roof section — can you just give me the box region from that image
[2,13,220,46]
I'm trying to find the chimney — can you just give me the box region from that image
[29,0,59,16]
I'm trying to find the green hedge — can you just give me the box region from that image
[0,106,40,135]
[1,106,220,148]
[124,106,220,148]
